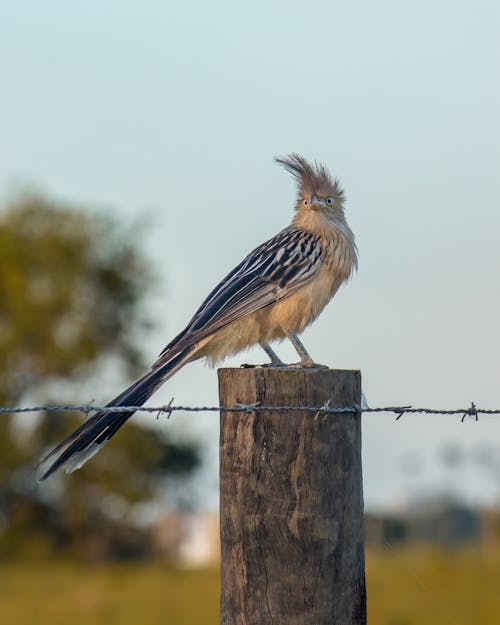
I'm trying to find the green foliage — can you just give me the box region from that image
[0,192,200,560]
[0,193,150,404]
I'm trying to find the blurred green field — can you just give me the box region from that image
[1,548,499,625]
[0,562,219,625]
[367,546,500,625]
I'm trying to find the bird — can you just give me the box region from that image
[39,154,358,480]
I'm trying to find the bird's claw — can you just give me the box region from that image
[240,362,287,369]
[240,361,328,369]
[296,361,329,369]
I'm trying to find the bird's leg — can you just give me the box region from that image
[287,331,314,366]
[286,331,328,368]
[240,342,286,368]
[259,342,286,367]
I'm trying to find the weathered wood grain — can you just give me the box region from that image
[219,367,366,625]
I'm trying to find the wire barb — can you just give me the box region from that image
[157,397,174,420]
[314,400,331,421]
[461,402,478,423]
[234,402,261,413]
[82,399,95,417]
[395,406,413,421]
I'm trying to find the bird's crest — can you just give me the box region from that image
[274,153,344,203]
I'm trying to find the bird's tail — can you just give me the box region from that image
[38,344,198,481]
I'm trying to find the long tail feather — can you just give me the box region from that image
[38,345,197,480]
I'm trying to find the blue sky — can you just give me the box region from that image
[1,0,499,509]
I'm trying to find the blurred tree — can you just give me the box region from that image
[0,192,200,560]
[0,192,149,403]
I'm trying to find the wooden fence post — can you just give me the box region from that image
[218,367,366,625]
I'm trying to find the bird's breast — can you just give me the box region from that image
[200,231,356,365]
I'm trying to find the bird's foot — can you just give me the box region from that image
[288,360,329,369]
[240,361,287,369]
[240,361,329,369]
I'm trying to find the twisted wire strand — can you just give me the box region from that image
[0,401,496,421]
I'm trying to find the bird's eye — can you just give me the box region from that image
[303,199,308,206]
[326,197,334,205]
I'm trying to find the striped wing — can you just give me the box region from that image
[160,228,324,357]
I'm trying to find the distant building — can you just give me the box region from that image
[151,512,220,566]
[365,496,485,548]
[150,500,500,566]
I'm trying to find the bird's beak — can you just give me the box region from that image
[310,193,324,209]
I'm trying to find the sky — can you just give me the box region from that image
[1,0,499,510]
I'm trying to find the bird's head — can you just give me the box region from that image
[275,154,346,231]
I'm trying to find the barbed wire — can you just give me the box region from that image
[0,401,498,421]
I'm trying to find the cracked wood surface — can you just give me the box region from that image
[219,367,366,625]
